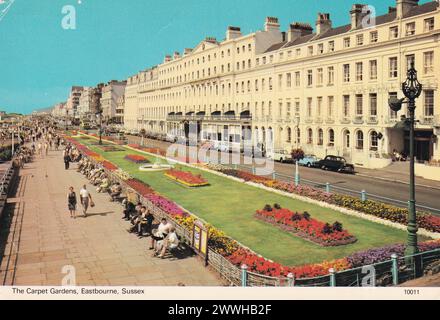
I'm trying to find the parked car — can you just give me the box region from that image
[317,155,355,174]
[166,134,177,143]
[217,141,230,153]
[298,155,320,168]
[267,149,293,163]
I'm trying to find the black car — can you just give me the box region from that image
[317,155,355,174]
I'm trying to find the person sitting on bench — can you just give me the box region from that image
[109,182,123,201]
[128,203,143,232]
[149,218,172,250]
[97,176,110,193]
[155,227,179,258]
[130,206,147,236]
[139,209,154,238]
[122,200,135,221]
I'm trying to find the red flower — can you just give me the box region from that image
[255,207,357,246]
[126,178,155,197]
[124,154,150,164]
[102,160,118,171]
[165,169,208,187]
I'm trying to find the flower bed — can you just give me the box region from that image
[125,178,187,217]
[102,160,118,171]
[126,178,155,197]
[124,154,150,164]
[227,239,440,279]
[99,145,124,152]
[164,169,209,187]
[347,239,440,268]
[127,144,167,157]
[255,204,357,247]
[228,248,351,278]
[206,165,440,233]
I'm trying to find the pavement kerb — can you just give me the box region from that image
[355,173,440,191]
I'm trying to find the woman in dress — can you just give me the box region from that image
[67,187,77,219]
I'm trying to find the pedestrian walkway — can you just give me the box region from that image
[356,161,440,189]
[0,149,221,286]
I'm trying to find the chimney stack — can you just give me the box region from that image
[226,26,242,40]
[164,55,171,63]
[265,17,280,32]
[173,51,180,60]
[316,13,332,35]
[350,4,369,29]
[396,0,419,19]
[287,22,313,42]
[184,48,193,56]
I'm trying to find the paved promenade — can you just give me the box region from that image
[0,149,221,286]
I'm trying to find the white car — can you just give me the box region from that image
[217,141,231,153]
[267,149,292,163]
[166,134,177,143]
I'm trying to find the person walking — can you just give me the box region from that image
[67,187,77,219]
[37,142,42,157]
[79,185,93,217]
[63,150,71,170]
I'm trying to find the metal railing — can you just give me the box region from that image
[239,249,440,287]
[226,163,440,216]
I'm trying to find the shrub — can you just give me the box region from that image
[332,221,343,232]
[322,223,333,235]
[302,212,311,221]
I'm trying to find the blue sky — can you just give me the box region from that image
[0,0,432,114]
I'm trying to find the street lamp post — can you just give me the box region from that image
[388,62,423,263]
[96,109,103,145]
[294,115,301,186]
[65,110,69,131]
[99,112,103,145]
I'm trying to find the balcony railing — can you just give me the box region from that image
[166,114,252,122]
[315,117,323,124]
[340,117,351,124]
[384,116,400,125]
[325,118,335,124]
[366,116,379,125]
[353,116,364,124]
[419,116,434,126]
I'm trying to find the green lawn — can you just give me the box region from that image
[76,136,412,266]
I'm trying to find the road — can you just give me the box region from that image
[122,134,440,215]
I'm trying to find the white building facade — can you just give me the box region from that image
[77,87,93,119]
[123,0,440,168]
[65,86,84,118]
[100,81,127,123]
